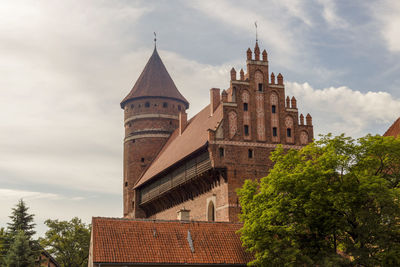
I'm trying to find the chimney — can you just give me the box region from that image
[177,209,190,221]
[179,111,187,135]
[210,88,220,116]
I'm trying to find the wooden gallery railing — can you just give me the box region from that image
[139,152,211,204]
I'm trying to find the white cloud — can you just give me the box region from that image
[316,0,348,29]
[286,82,400,137]
[371,1,400,53]
[0,189,60,200]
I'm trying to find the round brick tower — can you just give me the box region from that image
[120,47,189,217]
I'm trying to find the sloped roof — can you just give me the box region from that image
[384,117,400,137]
[121,47,189,108]
[135,104,223,188]
[91,217,252,265]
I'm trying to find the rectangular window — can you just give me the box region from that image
[287,128,292,137]
[258,83,263,92]
[248,149,253,158]
[273,127,277,137]
[272,105,276,113]
[244,125,249,136]
[243,103,248,111]
[163,102,168,108]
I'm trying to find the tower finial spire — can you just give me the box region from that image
[254,21,258,43]
[154,32,157,48]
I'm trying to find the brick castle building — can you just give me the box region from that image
[120,41,314,222]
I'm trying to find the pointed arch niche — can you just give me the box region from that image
[206,196,216,222]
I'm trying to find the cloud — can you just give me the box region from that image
[371,1,400,53]
[286,82,400,137]
[187,0,305,68]
[0,189,60,201]
[316,0,348,29]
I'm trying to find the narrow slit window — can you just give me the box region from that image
[258,83,263,92]
[273,127,277,137]
[141,157,145,163]
[244,125,249,136]
[125,181,128,187]
[287,128,292,137]
[248,149,253,158]
[219,147,224,157]
[272,105,276,113]
[243,103,248,111]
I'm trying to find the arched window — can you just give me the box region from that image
[145,102,150,108]
[207,201,215,222]
[163,102,168,108]
[255,71,264,92]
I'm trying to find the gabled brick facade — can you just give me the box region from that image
[121,42,314,222]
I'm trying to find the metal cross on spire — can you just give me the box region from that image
[154,32,157,48]
[255,21,258,42]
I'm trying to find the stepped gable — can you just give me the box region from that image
[91,217,252,265]
[135,104,223,188]
[120,47,189,108]
[384,117,400,137]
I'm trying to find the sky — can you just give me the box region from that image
[1,0,400,237]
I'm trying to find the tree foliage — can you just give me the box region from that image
[7,199,36,239]
[4,230,35,267]
[40,217,91,267]
[238,134,400,266]
[0,227,8,265]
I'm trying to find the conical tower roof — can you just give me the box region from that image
[121,47,189,108]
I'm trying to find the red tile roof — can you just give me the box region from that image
[121,48,189,108]
[135,104,223,188]
[91,217,252,265]
[384,117,400,137]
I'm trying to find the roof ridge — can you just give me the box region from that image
[92,216,244,224]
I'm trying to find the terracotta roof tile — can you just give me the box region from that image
[92,217,252,265]
[135,104,223,188]
[384,117,400,137]
[121,48,189,108]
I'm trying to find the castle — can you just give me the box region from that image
[120,41,314,222]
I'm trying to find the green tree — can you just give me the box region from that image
[0,227,9,265]
[40,217,91,267]
[238,134,400,266]
[7,199,36,239]
[4,230,35,267]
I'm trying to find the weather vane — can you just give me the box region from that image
[255,21,258,42]
[154,32,157,47]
